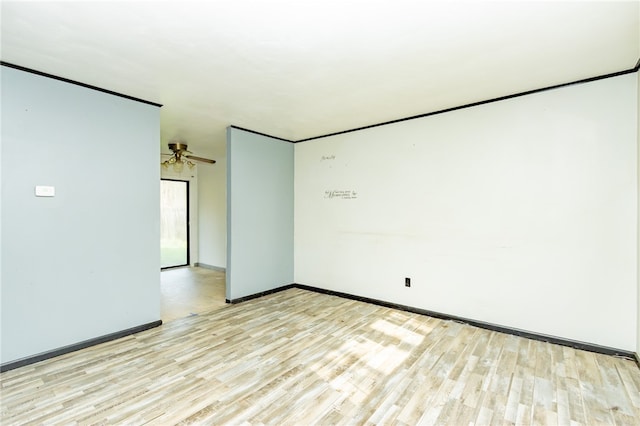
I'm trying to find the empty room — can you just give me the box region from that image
[1,1,640,424]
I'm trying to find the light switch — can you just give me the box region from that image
[35,186,55,197]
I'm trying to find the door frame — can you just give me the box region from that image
[160,157,199,267]
[160,178,190,269]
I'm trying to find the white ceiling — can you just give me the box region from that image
[1,1,638,158]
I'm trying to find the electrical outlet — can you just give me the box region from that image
[405,277,411,287]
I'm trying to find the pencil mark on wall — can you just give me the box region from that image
[324,190,358,200]
[321,155,336,161]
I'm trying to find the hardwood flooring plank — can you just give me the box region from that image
[1,286,639,425]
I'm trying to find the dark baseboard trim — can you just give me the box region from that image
[225,282,637,362]
[161,264,190,271]
[226,283,296,304]
[294,284,637,361]
[0,320,162,373]
[194,263,226,272]
[229,125,294,143]
[0,62,162,108]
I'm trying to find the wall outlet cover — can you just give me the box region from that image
[35,186,55,197]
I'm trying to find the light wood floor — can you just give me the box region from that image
[2,287,639,425]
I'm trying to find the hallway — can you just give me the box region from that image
[161,267,226,322]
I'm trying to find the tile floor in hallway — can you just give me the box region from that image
[160,266,226,322]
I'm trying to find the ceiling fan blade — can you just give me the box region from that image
[185,154,216,164]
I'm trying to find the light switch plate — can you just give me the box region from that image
[35,186,55,197]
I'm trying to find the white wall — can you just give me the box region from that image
[227,127,294,300]
[198,155,227,269]
[1,67,161,364]
[295,73,638,350]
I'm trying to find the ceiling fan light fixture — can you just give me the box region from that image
[161,142,215,173]
[172,160,184,173]
[161,156,175,170]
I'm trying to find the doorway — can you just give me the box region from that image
[161,179,189,269]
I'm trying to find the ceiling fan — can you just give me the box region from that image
[161,142,215,173]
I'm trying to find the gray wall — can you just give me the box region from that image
[226,127,294,300]
[1,67,161,364]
